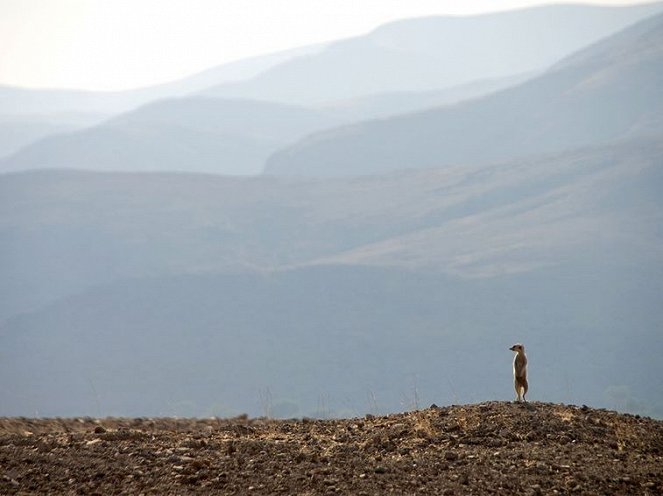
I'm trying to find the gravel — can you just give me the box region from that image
[1,401,661,495]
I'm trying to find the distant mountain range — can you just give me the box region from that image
[1,4,663,419]
[0,112,108,158]
[203,3,663,104]
[0,98,340,174]
[0,44,324,163]
[265,11,663,176]
[1,3,661,173]
[2,133,660,318]
[0,44,325,117]
[1,133,662,417]
[316,73,534,122]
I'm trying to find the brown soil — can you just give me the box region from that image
[1,402,661,495]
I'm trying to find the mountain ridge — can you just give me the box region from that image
[0,44,325,116]
[264,11,663,176]
[2,133,661,321]
[3,4,661,175]
[203,3,663,105]
[0,97,340,175]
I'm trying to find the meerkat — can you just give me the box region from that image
[509,343,528,402]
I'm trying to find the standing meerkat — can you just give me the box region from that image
[509,343,528,402]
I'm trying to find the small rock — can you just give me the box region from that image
[94,426,106,434]
[444,451,459,462]
[374,466,387,474]
[2,476,19,488]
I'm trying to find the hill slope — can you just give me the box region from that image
[1,403,661,494]
[0,113,108,158]
[2,263,661,418]
[0,98,339,174]
[2,135,661,321]
[316,73,532,122]
[265,11,663,176]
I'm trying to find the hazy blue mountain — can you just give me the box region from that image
[316,73,533,121]
[3,4,659,176]
[0,44,325,117]
[265,11,663,176]
[203,3,663,105]
[2,4,662,420]
[1,263,660,418]
[0,112,108,158]
[0,74,533,174]
[0,98,340,174]
[0,45,325,167]
[1,134,661,418]
[2,135,660,320]
[312,137,663,274]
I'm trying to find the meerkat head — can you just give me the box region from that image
[509,343,525,352]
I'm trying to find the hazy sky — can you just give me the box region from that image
[0,0,649,91]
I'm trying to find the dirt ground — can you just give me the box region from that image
[1,401,662,495]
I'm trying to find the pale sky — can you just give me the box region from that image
[0,0,649,91]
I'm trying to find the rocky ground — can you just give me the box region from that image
[1,402,662,495]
